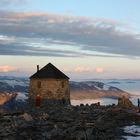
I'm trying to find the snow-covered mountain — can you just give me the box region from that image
[70,81,130,99]
[0,76,131,101]
[0,76,29,93]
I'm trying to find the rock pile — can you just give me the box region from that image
[0,104,140,140]
[118,96,137,110]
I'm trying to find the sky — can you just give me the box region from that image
[0,0,140,80]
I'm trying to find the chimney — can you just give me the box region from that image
[37,65,39,72]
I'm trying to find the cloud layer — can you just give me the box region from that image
[95,67,104,73]
[63,66,104,73]
[0,11,140,57]
[0,65,17,72]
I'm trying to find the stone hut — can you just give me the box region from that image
[29,63,70,106]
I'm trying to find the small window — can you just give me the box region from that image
[37,81,41,88]
[62,81,64,88]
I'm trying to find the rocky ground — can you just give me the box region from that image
[0,103,140,140]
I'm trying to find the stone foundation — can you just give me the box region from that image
[29,98,70,107]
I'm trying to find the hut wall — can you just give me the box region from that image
[29,79,70,105]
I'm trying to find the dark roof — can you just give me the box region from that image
[30,63,69,79]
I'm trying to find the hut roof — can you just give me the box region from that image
[30,63,69,79]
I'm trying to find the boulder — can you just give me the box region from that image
[20,113,33,122]
[118,96,136,109]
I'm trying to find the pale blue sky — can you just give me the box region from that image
[11,0,140,26]
[0,0,140,80]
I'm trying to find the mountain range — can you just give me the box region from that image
[0,76,130,102]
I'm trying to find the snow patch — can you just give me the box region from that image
[16,92,28,101]
[123,125,140,135]
[94,85,101,90]
[123,125,140,139]
[103,84,110,90]
[123,136,140,140]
